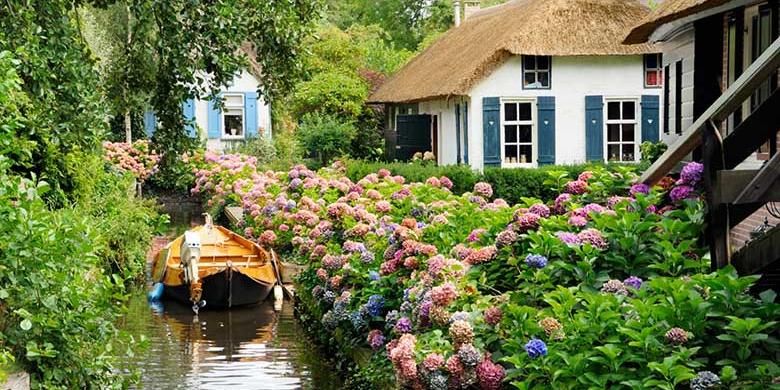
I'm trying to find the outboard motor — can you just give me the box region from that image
[180,230,205,313]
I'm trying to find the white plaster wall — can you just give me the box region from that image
[660,28,695,145]
[467,55,663,171]
[193,70,272,151]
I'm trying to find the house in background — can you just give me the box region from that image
[625,0,779,289]
[369,0,664,170]
[144,45,272,151]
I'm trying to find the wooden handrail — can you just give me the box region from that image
[640,36,780,185]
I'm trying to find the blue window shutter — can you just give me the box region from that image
[207,96,221,139]
[463,104,469,165]
[482,97,501,167]
[245,92,258,138]
[455,104,461,164]
[641,95,660,143]
[143,110,157,137]
[182,99,196,137]
[537,96,556,166]
[585,95,604,162]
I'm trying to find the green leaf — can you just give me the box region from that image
[759,289,777,304]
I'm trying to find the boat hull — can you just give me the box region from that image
[164,269,274,309]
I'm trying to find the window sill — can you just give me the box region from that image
[502,163,537,169]
[644,85,663,89]
[221,136,245,140]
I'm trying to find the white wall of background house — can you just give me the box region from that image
[145,70,272,151]
[466,55,663,171]
[657,29,695,146]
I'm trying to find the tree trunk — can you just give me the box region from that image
[125,111,132,143]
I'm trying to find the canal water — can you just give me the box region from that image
[120,292,341,389]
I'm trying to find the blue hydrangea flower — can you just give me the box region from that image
[361,251,375,263]
[449,311,470,323]
[525,338,547,358]
[365,294,385,317]
[368,271,380,281]
[350,310,367,330]
[623,276,643,290]
[525,254,548,269]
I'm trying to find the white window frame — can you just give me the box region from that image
[500,98,537,168]
[221,93,245,140]
[521,55,551,89]
[603,97,640,163]
[644,53,663,88]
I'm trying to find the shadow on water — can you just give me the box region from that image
[120,292,342,389]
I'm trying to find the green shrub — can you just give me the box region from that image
[344,159,480,194]
[297,113,357,166]
[226,135,278,166]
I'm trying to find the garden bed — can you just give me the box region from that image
[189,153,780,389]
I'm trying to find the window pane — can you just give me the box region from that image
[504,103,517,121]
[622,124,635,141]
[524,72,537,87]
[607,144,620,161]
[518,125,532,142]
[224,114,243,136]
[622,144,635,161]
[519,145,533,163]
[537,56,549,70]
[623,101,635,119]
[518,103,532,121]
[224,95,243,106]
[607,124,621,142]
[504,145,518,163]
[645,54,658,69]
[504,126,518,143]
[538,71,550,88]
[646,71,659,86]
[607,102,621,120]
[524,56,536,70]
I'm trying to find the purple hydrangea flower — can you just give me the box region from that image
[630,183,650,196]
[525,254,548,269]
[365,294,385,317]
[623,276,643,289]
[525,338,547,358]
[395,316,412,333]
[680,161,703,185]
[670,185,696,202]
[555,231,582,246]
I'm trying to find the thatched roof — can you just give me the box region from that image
[369,0,657,103]
[624,0,730,44]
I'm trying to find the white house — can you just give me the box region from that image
[145,47,272,151]
[370,0,664,170]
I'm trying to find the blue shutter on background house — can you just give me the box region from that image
[182,99,196,137]
[207,96,221,139]
[463,104,469,165]
[143,110,157,137]
[537,96,556,165]
[641,95,660,143]
[245,92,258,138]
[585,95,604,162]
[482,97,501,167]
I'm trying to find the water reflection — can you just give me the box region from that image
[123,294,341,389]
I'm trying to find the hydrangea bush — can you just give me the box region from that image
[191,157,780,389]
[103,140,160,183]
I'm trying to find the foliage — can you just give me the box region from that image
[345,159,480,195]
[0,3,108,206]
[0,169,140,388]
[191,153,779,388]
[226,135,278,166]
[641,141,669,166]
[296,113,358,166]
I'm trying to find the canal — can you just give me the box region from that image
[120,291,341,389]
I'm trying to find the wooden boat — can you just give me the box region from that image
[151,217,278,310]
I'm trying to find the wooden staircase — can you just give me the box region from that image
[640,36,780,284]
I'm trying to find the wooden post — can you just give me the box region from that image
[702,122,730,270]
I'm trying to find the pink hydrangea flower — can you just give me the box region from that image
[528,203,551,218]
[578,228,608,249]
[564,179,588,195]
[473,182,494,198]
[431,282,458,306]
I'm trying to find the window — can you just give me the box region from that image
[501,101,535,166]
[222,94,245,138]
[522,56,551,89]
[644,54,663,87]
[675,60,683,135]
[605,100,638,162]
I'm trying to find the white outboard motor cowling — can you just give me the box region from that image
[180,231,201,285]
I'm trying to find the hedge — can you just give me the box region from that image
[344,159,633,205]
